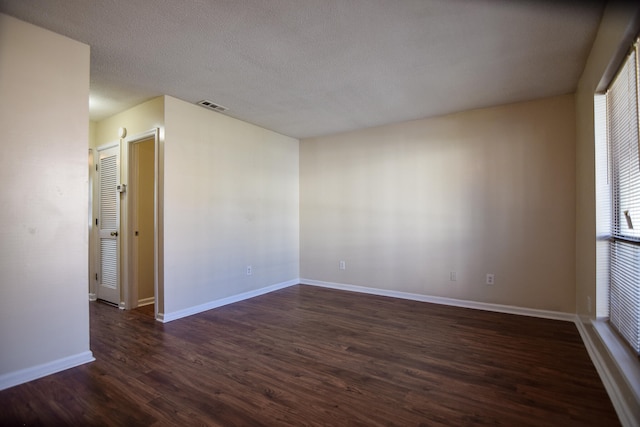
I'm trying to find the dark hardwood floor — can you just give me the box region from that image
[0,285,620,426]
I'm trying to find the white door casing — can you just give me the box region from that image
[124,129,159,316]
[97,144,120,305]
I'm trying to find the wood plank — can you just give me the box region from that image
[0,285,620,426]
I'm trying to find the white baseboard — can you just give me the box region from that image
[300,279,575,322]
[302,279,639,425]
[0,351,95,391]
[159,279,299,323]
[92,279,638,426]
[138,297,155,307]
[88,293,97,301]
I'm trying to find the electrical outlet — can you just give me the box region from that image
[339,260,346,270]
[486,273,495,285]
[246,265,252,276]
[450,271,457,281]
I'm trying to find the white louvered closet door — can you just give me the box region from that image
[97,145,121,306]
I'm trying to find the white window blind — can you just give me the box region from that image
[607,40,640,356]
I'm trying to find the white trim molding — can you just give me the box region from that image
[301,279,575,322]
[301,279,638,425]
[159,279,299,323]
[576,317,640,427]
[88,293,97,301]
[0,351,95,391]
[138,297,155,307]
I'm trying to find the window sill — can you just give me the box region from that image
[592,319,640,403]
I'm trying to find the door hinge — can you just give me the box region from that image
[95,164,98,171]
[95,273,98,281]
[95,218,98,226]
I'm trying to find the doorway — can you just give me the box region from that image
[128,135,156,310]
[90,129,159,318]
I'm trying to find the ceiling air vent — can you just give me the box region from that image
[197,100,228,113]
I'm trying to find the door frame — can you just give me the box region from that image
[88,148,96,301]
[122,129,160,318]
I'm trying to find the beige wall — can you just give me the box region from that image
[89,121,97,148]
[0,14,91,378]
[92,97,164,148]
[301,95,576,312]
[163,96,299,316]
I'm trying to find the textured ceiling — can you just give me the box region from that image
[0,0,604,139]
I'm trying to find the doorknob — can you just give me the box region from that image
[110,231,119,237]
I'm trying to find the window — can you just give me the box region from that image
[606,38,640,356]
